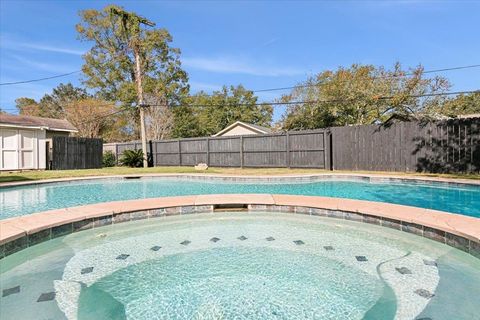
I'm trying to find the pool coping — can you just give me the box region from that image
[1,172,479,189]
[1,194,479,260]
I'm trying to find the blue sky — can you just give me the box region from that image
[1,0,479,121]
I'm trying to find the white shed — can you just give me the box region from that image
[0,114,77,170]
[213,121,272,137]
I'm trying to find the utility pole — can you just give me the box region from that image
[111,7,155,168]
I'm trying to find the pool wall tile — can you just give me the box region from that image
[195,205,214,213]
[295,206,311,215]
[327,210,344,219]
[149,208,166,217]
[248,204,269,211]
[423,227,446,243]
[363,215,382,225]
[73,219,94,232]
[28,229,51,246]
[469,241,480,259]
[310,208,328,216]
[446,233,469,252]
[381,218,402,230]
[130,210,149,220]
[344,212,363,222]
[113,212,131,224]
[166,207,181,215]
[401,222,424,236]
[94,215,112,227]
[4,236,27,255]
[0,244,5,259]
[181,206,196,214]
[52,223,73,238]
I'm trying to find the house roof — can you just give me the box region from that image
[0,114,77,132]
[213,121,272,137]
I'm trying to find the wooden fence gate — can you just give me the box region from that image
[52,137,103,170]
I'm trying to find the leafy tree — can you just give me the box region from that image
[280,63,450,130]
[64,98,117,138]
[439,92,480,117]
[15,83,89,118]
[172,85,273,138]
[76,5,189,109]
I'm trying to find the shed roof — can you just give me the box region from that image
[0,114,77,132]
[213,121,272,137]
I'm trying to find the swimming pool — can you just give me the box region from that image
[1,175,479,219]
[1,212,479,320]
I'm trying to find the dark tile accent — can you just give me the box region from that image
[344,212,363,222]
[423,259,438,267]
[415,318,433,320]
[37,292,56,302]
[2,285,20,297]
[327,210,344,219]
[423,227,446,243]
[130,210,149,220]
[238,236,248,241]
[113,212,131,224]
[81,267,94,275]
[401,222,423,236]
[28,229,51,246]
[324,246,334,251]
[116,254,130,260]
[73,219,94,232]
[4,236,27,256]
[266,237,275,241]
[150,246,162,251]
[293,240,305,245]
[52,223,73,238]
[181,206,196,214]
[356,256,368,262]
[381,218,402,230]
[446,233,469,253]
[180,240,191,246]
[363,215,381,225]
[149,208,166,217]
[395,267,412,274]
[469,241,480,259]
[210,237,220,243]
[0,244,5,259]
[414,289,435,299]
[94,215,112,227]
[166,207,181,216]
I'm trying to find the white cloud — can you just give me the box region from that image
[183,56,305,77]
[18,43,84,56]
[8,55,78,74]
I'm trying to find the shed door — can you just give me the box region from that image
[1,129,19,170]
[19,130,35,169]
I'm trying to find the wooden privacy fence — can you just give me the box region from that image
[105,118,480,173]
[331,118,480,173]
[52,137,103,170]
[106,130,329,169]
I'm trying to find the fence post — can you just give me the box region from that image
[240,136,244,168]
[323,131,327,170]
[286,131,290,168]
[206,137,210,166]
[178,139,182,166]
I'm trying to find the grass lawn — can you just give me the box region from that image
[0,166,479,184]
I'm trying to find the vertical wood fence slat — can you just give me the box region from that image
[52,137,102,170]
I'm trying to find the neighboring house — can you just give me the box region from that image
[0,114,77,170]
[213,121,272,137]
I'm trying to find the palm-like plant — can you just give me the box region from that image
[120,149,144,168]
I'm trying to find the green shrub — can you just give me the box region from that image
[119,149,144,168]
[102,151,116,167]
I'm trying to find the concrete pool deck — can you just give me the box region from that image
[1,194,479,260]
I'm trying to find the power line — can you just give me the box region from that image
[0,71,81,86]
[252,64,480,93]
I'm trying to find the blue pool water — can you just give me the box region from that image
[0,177,479,219]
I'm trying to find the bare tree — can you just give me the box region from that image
[144,94,174,140]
